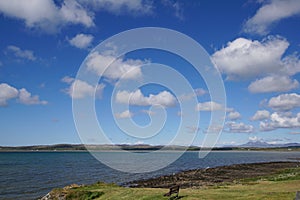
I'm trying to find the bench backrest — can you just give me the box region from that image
[169,185,180,194]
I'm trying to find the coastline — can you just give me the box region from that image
[1,143,300,152]
[40,160,300,200]
[1,148,300,153]
[127,161,300,188]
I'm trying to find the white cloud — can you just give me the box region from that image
[179,88,206,101]
[0,0,94,33]
[243,0,300,35]
[225,121,254,133]
[260,112,300,131]
[60,0,94,27]
[212,36,289,80]
[251,110,270,121]
[80,0,153,15]
[134,140,145,145]
[196,101,223,111]
[62,77,105,99]
[0,1,177,33]
[161,0,183,20]
[115,89,176,107]
[249,136,258,142]
[0,0,153,33]
[204,124,223,134]
[141,109,155,116]
[115,110,133,119]
[18,88,47,105]
[282,54,300,76]
[61,76,75,84]
[86,51,145,81]
[260,121,275,131]
[248,75,299,93]
[268,93,300,111]
[212,36,300,93]
[0,83,47,106]
[227,111,241,120]
[68,33,93,49]
[6,45,36,61]
[0,83,19,106]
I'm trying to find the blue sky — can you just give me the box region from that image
[1,0,300,146]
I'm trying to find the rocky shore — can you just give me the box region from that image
[40,161,300,199]
[128,161,300,188]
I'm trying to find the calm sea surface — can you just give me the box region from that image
[1,151,300,199]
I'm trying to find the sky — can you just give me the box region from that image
[0,0,300,147]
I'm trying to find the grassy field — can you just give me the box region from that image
[47,166,300,200]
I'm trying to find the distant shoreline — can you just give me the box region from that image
[1,143,300,152]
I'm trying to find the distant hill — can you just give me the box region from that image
[238,141,300,148]
[1,142,300,151]
[239,141,274,148]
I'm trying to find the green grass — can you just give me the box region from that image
[65,191,104,200]
[240,166,300,183]
[50,168,300,200]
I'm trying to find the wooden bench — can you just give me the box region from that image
[164,185,180,199]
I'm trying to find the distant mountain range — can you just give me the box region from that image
[1,142,300,151]
[238,141,300,148]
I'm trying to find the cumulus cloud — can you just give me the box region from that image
[0,83,47,106]
[249,136,259,142]
[80,0,153,15]
[227,111,241,120]
[6,45,36,61]
[268,93,300,111]
[260,112,300,131]
[282,54,300,76]
[115,110,133,119]
[225,121,254,133]
[0,83,19,106]
[243,0,300,35]
[18,88,47,105]
[248,75,299,93]
[86,51,146,81]
[0,0,94,33]
[212,36,300,93]
[62,76,105,99]
[115,89,176,107]
[68,33,93,49]
[212,36,289,80]
[178,88,206,101]
[251,110,270,121]
[195,101,223,111]
[0,0,154,32]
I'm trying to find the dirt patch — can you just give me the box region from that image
[128,162,300,189]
